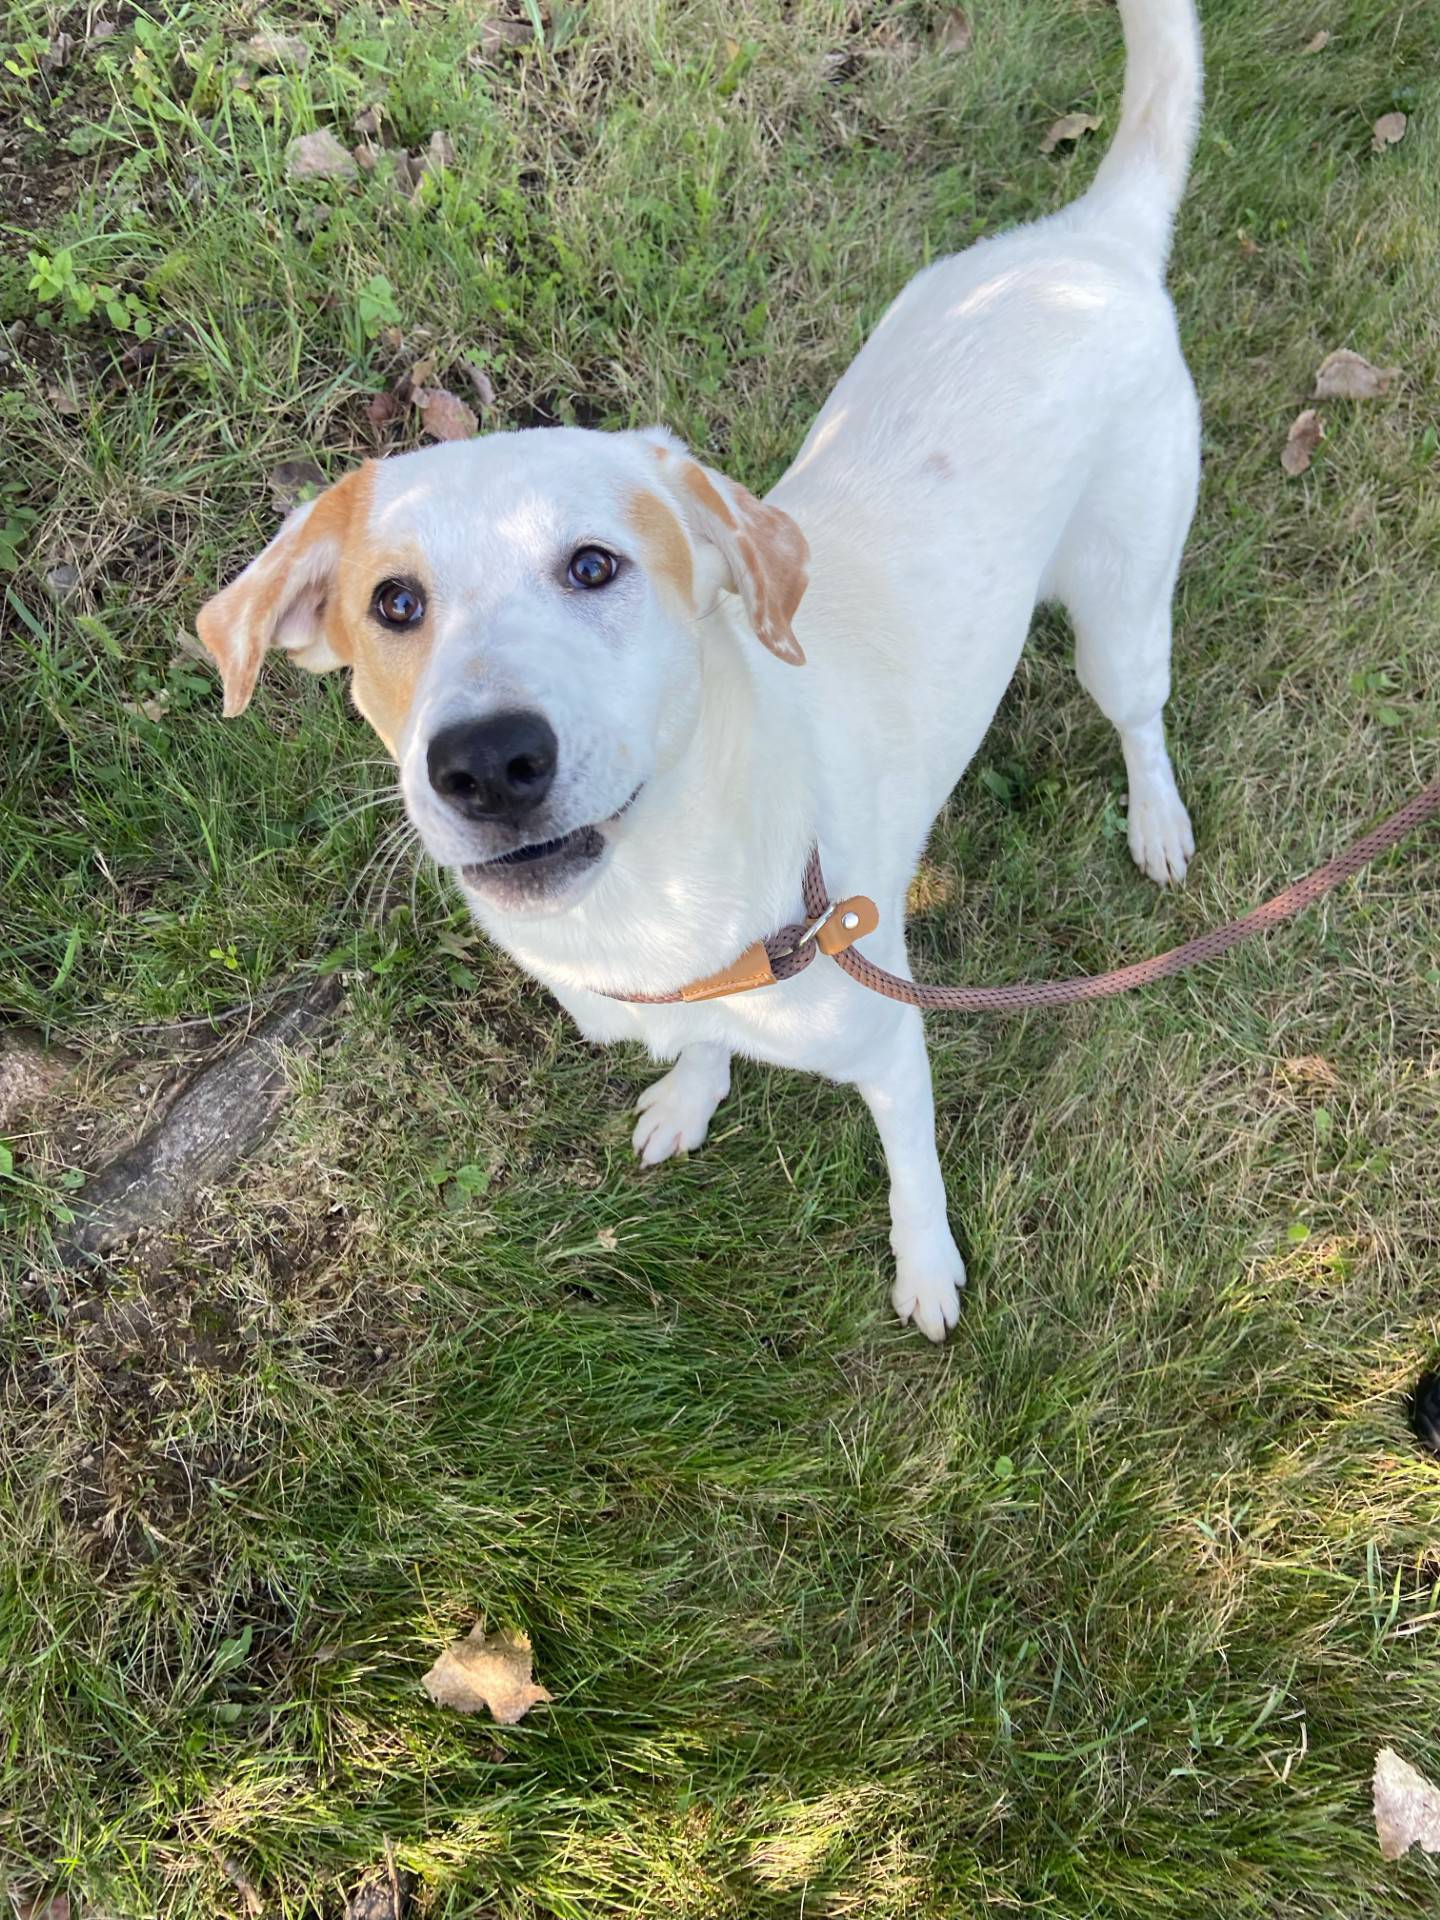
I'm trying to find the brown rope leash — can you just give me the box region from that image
[606,774,1440,1011]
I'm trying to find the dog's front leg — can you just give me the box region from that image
[632,1042,732,1165]
[852,1009,965,1342]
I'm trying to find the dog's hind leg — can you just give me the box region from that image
[1047,377,1199,887]
[633,1042,732,1166]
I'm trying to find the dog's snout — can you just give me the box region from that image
[427,712,558,822]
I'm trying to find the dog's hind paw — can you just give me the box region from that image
[632,1047,731,1167]
[890,1229,967,1343]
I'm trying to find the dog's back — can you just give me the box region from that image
[772,0,1204,846]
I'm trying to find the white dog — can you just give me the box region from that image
[199,0,1202,1339]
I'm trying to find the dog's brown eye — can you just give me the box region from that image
[567,547,618,590]
[373,579,425,628]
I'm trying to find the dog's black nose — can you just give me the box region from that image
[427,712,558,822]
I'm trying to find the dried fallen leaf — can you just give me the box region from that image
[112,331,167,380]
[1375,1748,1440,1860]
[1040,111,1101,155]
[1372,110,1407,152]
[345,1863,409,1920]
[426,129,457,173]
[247,29,309,68]
[464,361,497,409]
[936,8,972,53]
[415,387,478,442]
[422,1624,552,1722]
[596,1226,619,1251]
[223,1858,263,1918]
[366,389,406,431]
[1302,28,1330,52]
[121,693,169,724]
[354,104,384,139]
[1281,407,1324,476]
[405,355,438,393]
[45,380,82,416]
[41,30,75,71]
[268,457,327,512]
[1277,1054,1339,1090]
[12,1893,70,1920]
[287,129,358,181]
[1312,347,1400,400]
[173,624,209,663]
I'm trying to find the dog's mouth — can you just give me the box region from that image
[458,786,643,910]
[469,823,605,874]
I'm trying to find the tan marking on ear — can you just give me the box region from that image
[626,487,695,609]
[652,452,810,664]
[197,464,375,717]
[730,489,808,664]
[679,460,737,529]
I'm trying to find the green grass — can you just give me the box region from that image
[2,0,1439,1913]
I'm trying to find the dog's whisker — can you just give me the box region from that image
[323,792,403,829]
[338,816,416,927]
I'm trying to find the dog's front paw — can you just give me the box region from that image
[1127,778,1195,888]
[890,1227,967,1342]
[632,1051,731,1167]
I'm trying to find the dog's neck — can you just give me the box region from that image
[466,598,817,998]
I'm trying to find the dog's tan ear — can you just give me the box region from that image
[641,429,809,665]
[195,466,370,717]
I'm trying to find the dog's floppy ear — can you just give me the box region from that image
[639,428,809,665]
[195,465,370,717]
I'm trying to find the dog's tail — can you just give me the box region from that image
[1074,0,1202,268]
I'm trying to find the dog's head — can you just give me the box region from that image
[196,427,808,913]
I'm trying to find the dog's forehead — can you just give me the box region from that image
[365,429,644,565]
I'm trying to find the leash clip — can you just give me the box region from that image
[793,903,837,951]
[795,895,881,959]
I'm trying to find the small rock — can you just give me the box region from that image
[287,129,358,181]
[472,18,535,60]
[44,563,82,600]
[246,30,310,68]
